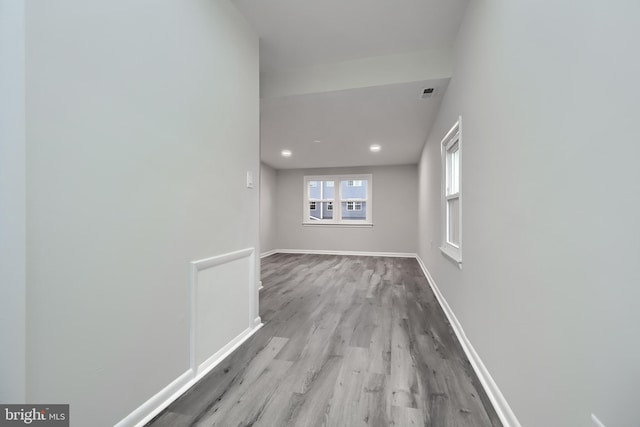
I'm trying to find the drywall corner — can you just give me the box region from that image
[0,0,26,404]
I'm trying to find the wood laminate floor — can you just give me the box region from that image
[147,254,502,427]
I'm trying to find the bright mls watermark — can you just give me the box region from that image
[0,405,69,426]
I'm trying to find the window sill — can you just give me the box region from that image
[440,245,462,269]
[303,222,373,228]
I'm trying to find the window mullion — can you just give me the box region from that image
[337,179,343,222]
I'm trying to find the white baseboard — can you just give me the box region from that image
[273,249,416,258]
[114,369,193,427]
[116,322,263,427]
[196,323,263,377]
[414,255,521,427]
[260,250,277,258]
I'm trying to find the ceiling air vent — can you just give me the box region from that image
[420,88,435,99]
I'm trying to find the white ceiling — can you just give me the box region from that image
[233,0,469,169]
[261,79,448,169]
[233,0,469,72]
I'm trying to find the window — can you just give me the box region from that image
[306,180,334,221]
[441,117,462,266]
[303,174,372,225]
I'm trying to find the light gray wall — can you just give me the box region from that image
[260,163,277,254]
[0,0,26,404]
[24,1,259,425]
[276,165,417,254]
[417,1,640,426]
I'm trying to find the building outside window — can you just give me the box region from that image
[304,174,372,225]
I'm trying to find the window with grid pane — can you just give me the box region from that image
[441,118,462,266]
[307,180,334,221]
[303,174,372,225]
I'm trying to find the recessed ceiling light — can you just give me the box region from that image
[281,149,292,157]
[312,140,322,143]
[369,144,381,152]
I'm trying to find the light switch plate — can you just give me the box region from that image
[246,171,254,189]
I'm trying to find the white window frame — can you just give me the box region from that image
[440,117,462,267]
[303,174,373,226]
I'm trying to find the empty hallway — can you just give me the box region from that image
[3,0,640,426]
[148,254,501,426]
